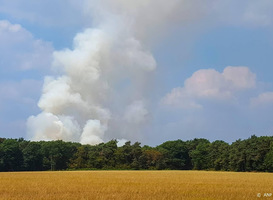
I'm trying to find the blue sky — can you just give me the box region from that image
[1,0,273,145]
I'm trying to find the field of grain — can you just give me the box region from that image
[0,171,272,200]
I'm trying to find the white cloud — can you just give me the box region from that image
[162,66,256,108]
[0,20,53,71]
[161,87,203,109]
[251,92,273,107]
[222,67,256,90]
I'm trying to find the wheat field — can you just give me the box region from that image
[0,171,272,200]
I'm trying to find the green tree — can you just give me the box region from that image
[186,139,210,170]
[157,140,190,170]
[141,149,163,169]
[190,141,210,170]
[208,140,230,171]
[229,136,273,172]
[40,140,79,170]
[22,141,43,171]
[229,139,247,171]
[244,136,272,171]
[69,145,90,169]
[101,140,118,168]
[263,140,273,172]
[0,139,23,171]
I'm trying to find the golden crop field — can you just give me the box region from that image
[0,171,272,200]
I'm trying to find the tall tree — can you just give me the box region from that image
[22,141,43,171]
[157,140,190,170]
[208,140,230,171]
[0,139,23,171]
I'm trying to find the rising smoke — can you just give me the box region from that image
[27,0,210,144]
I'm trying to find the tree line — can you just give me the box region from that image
[0,135,273,172]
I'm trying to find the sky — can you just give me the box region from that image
[0,0,273,146]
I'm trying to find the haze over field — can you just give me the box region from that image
[0,0,273,145]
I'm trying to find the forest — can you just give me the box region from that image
[1,135,273,172]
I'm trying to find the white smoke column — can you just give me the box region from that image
[80,120,106,145]
[124,101,149,124]
[27,0,208,144]
[27,112,81,142]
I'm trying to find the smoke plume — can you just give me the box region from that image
[27,0,208,144]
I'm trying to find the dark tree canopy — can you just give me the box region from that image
[0,135,273,172]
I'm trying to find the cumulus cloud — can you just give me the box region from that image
[158,65,273,143]
[162,66,256,108]
[251,92,273,107]
[0,20,53,71]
